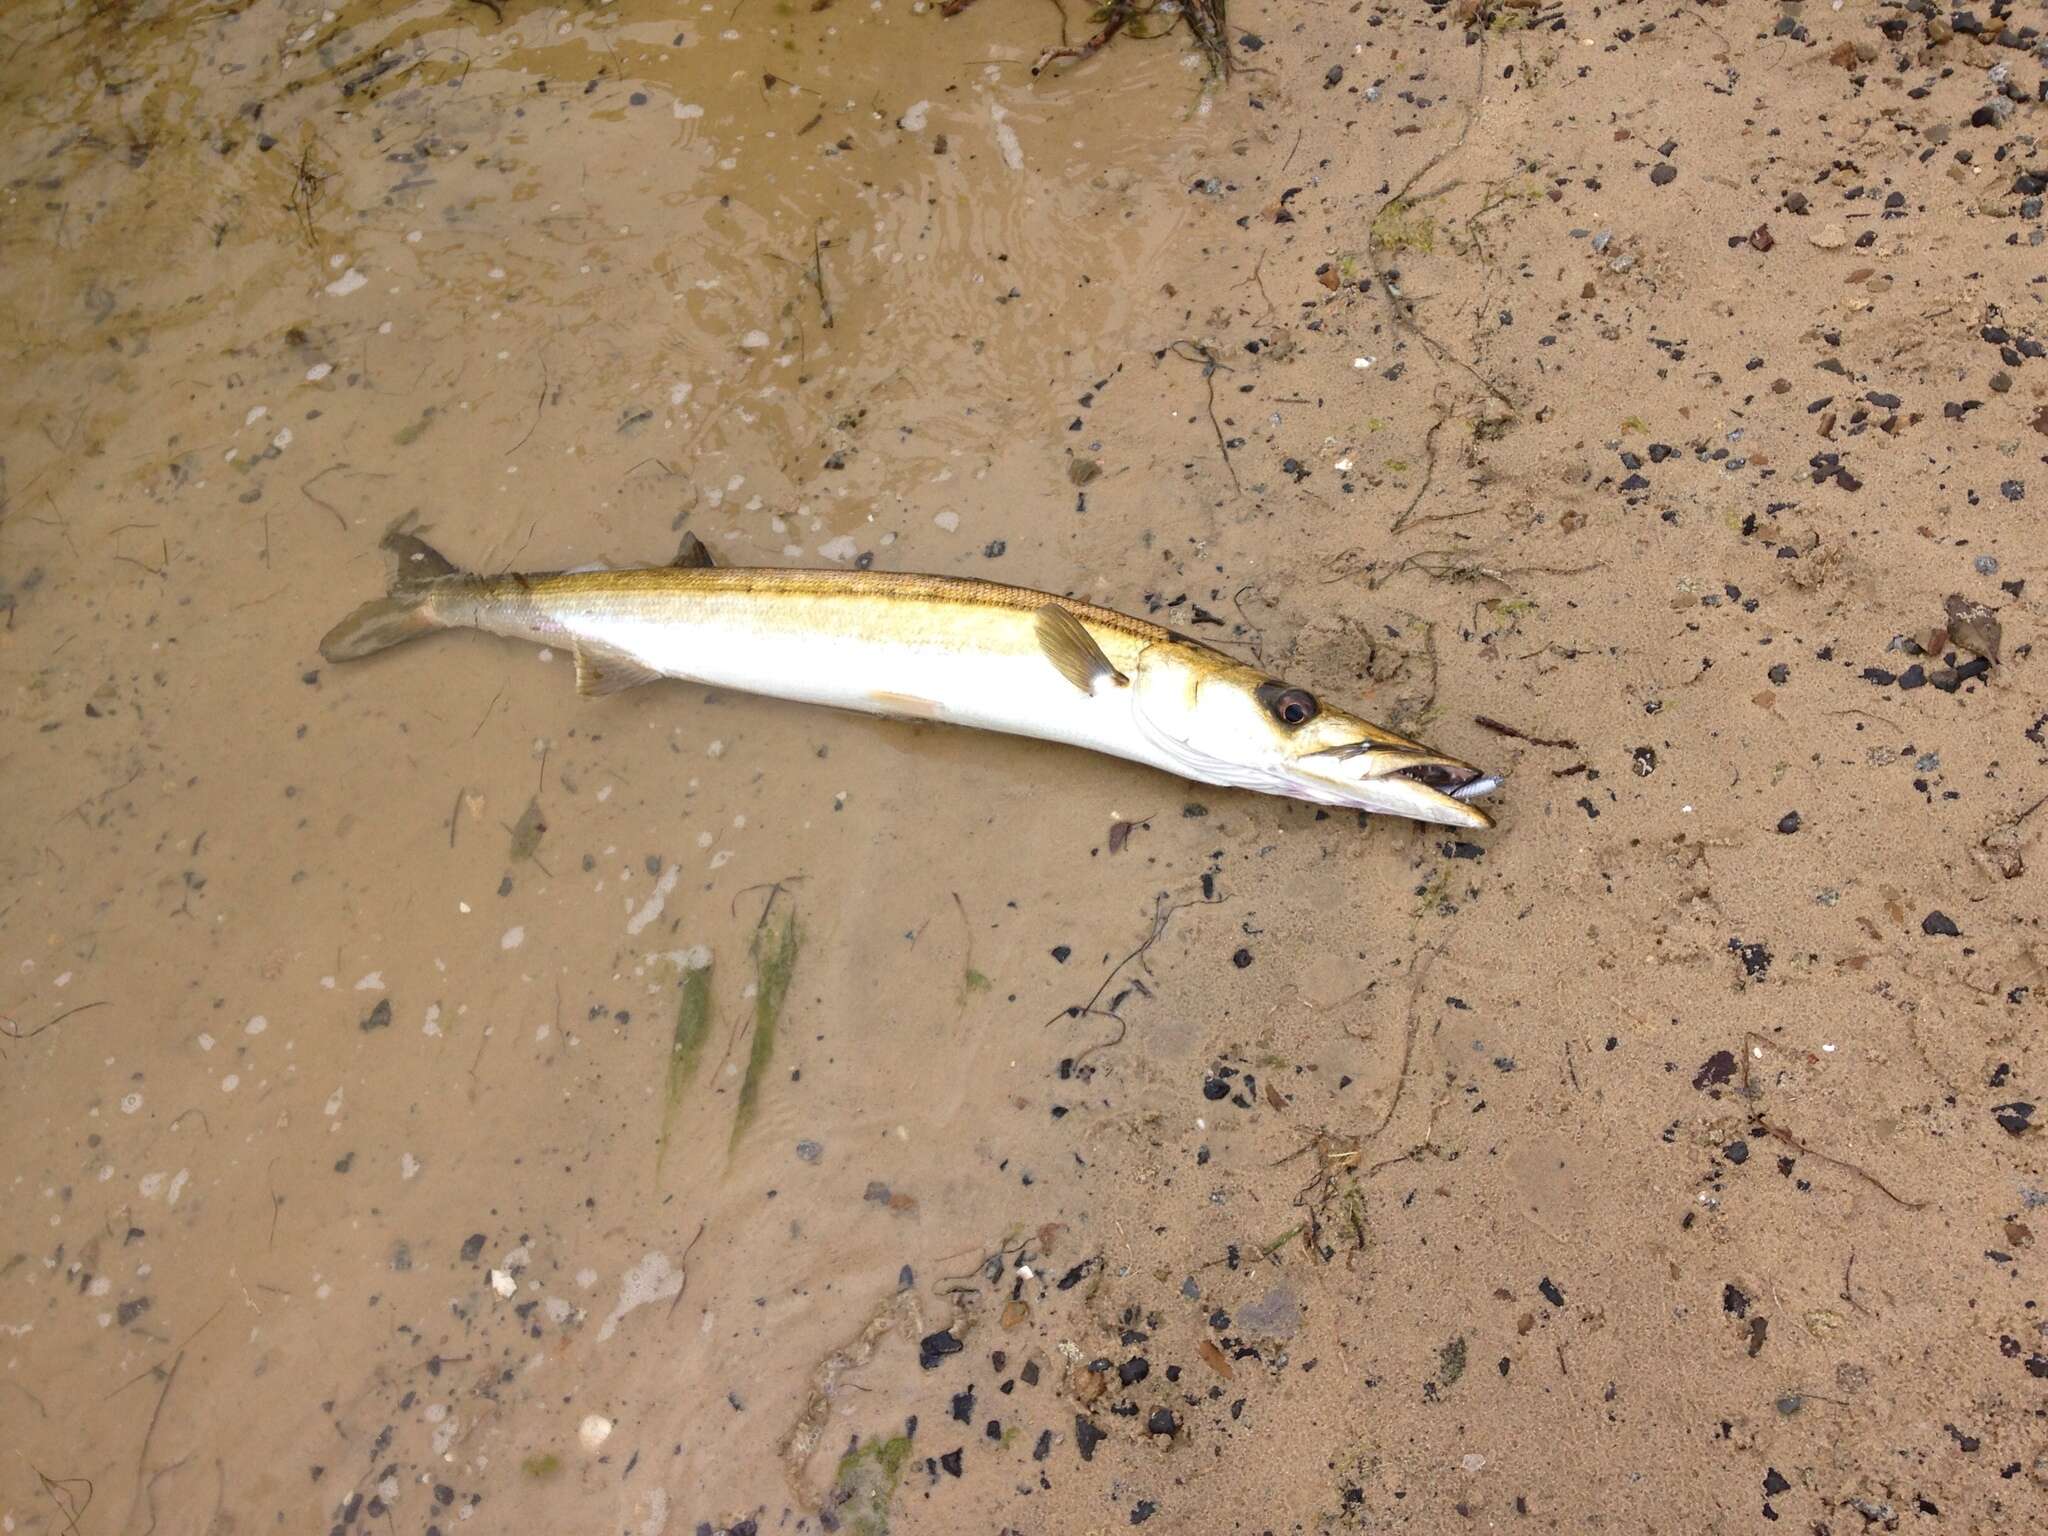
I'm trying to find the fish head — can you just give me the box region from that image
[1130,648,1499,829]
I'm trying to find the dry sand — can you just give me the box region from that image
[2,2,2045,1532]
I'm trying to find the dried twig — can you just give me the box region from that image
[1739,1032,1929,1211]
[1,998,107,1041]
[1349,945,1443,1141]
[1162,341,1240,494]
[1473,715,1577,750]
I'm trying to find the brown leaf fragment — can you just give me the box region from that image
[1943,594,2001,664]
[1198,1338,1235,1379]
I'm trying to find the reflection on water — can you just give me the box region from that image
[2,0,1237,1528]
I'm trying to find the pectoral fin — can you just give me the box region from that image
[1034,603,1128,694]
[573,643,662,698]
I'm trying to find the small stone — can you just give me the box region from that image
[1921,910,1961,938]
[1809,223,1847,250]
[1075,1415,1106,1460]
[919,1329,964,1369]
[1650,163,1677,186]
[1776,811,1802,835]
[1236,1285,1301,1341]
[1993,1102,2036,1136]
[794,1140,823,1163]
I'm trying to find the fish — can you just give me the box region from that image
[319,529,1501,829]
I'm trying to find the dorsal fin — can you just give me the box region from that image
[1034,603,1128,694]
[672,532,717,569]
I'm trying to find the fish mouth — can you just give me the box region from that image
[1299,745,1502,828]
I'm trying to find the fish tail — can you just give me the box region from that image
[319,529,467,662]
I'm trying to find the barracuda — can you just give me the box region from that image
[320,531,1501,829]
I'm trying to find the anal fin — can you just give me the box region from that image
[1034,603,1127,694]
[573,643,662,698]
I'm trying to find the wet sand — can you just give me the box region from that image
[4,2,2046,1532]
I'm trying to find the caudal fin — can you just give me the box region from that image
[319,529,463,662]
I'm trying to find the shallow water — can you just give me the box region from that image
[3,1,1244,1528]
[8,3,2048,1533]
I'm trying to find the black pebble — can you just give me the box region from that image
[1075,1415,1106,1460]
[1776,812,1802,834]
[1650,163,1677,186]
[1921,910,1961,938]
[1693,1050,1738,1090]
[1051,945,1071,963]
[1202,1076,1229,1101]
[1231,948,1253,969]
[1118,1356,1150,1386]
[950,1388,974,1423]
[938,1448,963,1477]
[460,1233,486,1263]
[919,1330,964,1369]
[1725,1140,1750,1165]
[1537,1276,1565,1307]
[1992,1102,2035,1135]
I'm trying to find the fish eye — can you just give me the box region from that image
[1257,683,1319,727]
